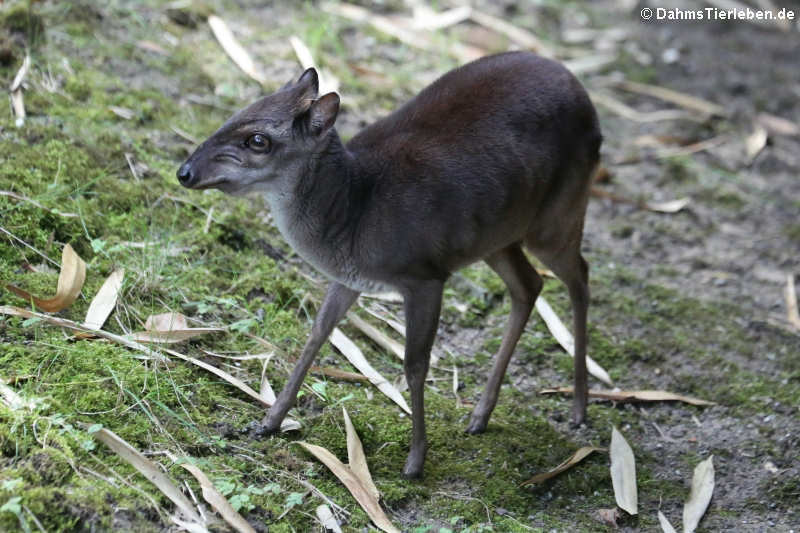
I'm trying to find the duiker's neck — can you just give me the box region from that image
[265,130,374,284]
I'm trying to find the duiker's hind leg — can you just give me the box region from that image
[467,244,543,434]
[532,243,589,424]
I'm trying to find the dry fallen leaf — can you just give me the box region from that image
[298,442,399,533]
[610,79,727,117]
[288,35,339,95]
[521,447,604,486]
[329,328,411,414]
[539,387,715,407]
[342,407,380,501]
[0,306,167,362]
[590,187,690,214]
[130,312,224,343]
[207,15,266,85]
[596,507,621,528]
[346,312,405,360]
[182,464,256,533]
[4,243,86,312]
[744,124,768,163]
[534,297,613,385]
[658,510,678,533]
[83,269,124,330]
[91,427,203,525]
[316,504,342,532]
[683,456,714,533]
[610,426,638,515]
[784,274,800,330]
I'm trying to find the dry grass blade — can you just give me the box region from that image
[562,53,617,76]
[10,53,30,92]
[745,124,768,163]
[260,359,277,405]
[590,91,696,123]
[182,464,256,533]
[683,456,715,533]
[610,80,727,117]
[521,447,604,486]
[469,9,553,57]
[311,366,370,382]
[320,2,481,63]
[316,504,343,532]
[0,190,78,218]
[346,312,404,360]
[534,297,613,385]
[590,187,690,214]
[160,347,300,431]
[289,35,339,95]
[10,88,26,127]
[539,387,715,406]
[0,305,168,361]
[757,112,799,136]
[83,269,125,330]
[342,407,380,501]
[130,312,224,343]
[297,442,400,533]
[92,427,203,524]
[610,426,638,515]
[412,5,472,31]
[207,15,266,85]
[4,243,86,312]
[785,274,800,330]
[658,510,678,533]
[329,328,411,414]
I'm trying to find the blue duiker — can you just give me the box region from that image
[178,51,601,479]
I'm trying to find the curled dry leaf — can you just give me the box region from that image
[610,426,638,515]
[316,504,343,533]
[4,243,86,312]
[130,312,224,343]
[521,447,604,486]
[298,442,400,533]
[683,456,714,533]
[596,507,621,528]
[329,328,411,414]
[539,387,715,407]
[297,409,400,533]
[182,464,256,533]
[658,510,678,533]
[534,297,613,385]
[83,269,125,330]
[91,427,203,525]
[343,407,380,501]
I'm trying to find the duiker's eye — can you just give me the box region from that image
[245,134,270,153]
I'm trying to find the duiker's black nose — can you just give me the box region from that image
[177,163,193,186]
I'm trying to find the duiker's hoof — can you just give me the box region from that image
[465,417,488,435]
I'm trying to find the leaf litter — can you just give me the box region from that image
[297,407,400,533]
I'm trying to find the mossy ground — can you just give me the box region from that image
[2,1,799,532]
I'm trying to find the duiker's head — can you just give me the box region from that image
[177,68,339,196]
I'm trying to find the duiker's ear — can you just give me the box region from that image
[290,68,319,114]
[307,92,340,136]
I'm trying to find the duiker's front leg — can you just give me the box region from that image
[260,282,359,433]
[401,280,444,478]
